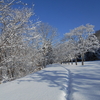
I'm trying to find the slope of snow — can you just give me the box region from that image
[0,64,69,100]
[62,61,100,100]
[0,61,100,100]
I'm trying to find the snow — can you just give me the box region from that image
[0,61,100,100]
[0,64,69,100]
[62,61,100,100]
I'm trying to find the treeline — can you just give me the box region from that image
[56,24,100,65]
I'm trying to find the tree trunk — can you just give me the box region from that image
[0,69,2,83]
[75,57,77,65]
[11,68,14,78]
[81,53,84,65]
[44,59,46,68]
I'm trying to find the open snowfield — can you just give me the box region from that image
[0,61,100,100]
[0,64,69,100]
[62,61,100,100]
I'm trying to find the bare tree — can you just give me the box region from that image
[35,22,58,67]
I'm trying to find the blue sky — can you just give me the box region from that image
[20,0,100,37]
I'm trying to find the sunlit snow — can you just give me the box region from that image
[0,61,100,100]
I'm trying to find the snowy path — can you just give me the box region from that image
[63,61,100,100]
[0,64,69,100]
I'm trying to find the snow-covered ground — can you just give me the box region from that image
[0,64,69,100]
[0,61,100,100]
[62,61,100,100]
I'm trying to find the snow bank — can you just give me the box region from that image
[0,64,69,100]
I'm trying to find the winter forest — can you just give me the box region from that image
[0,0,100,84]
